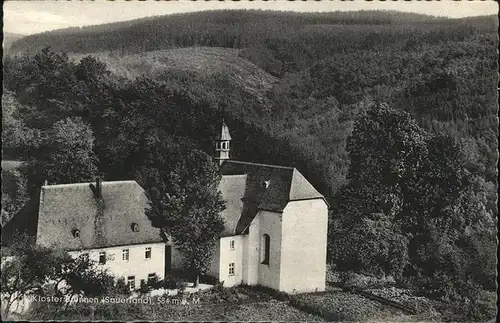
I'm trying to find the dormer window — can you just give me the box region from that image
[72,229,80,238]
[131,223,139,232]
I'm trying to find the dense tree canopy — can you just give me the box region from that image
[329,105,496,318]
[23,117,99,192]
[135,141,225,287]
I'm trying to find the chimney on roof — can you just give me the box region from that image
[96,177,102,199]
[43,179,48,186]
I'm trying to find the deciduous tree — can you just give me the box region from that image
[24,117,98,191]
[136,142,225,287]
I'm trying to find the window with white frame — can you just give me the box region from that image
[99,251,106,265]
[122,249,129,261]
[127,276,135,290]
[145,247,151,259]
[228,263,235,276]
[230,240,235,250]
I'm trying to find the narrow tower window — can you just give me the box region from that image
[261,234,270,265]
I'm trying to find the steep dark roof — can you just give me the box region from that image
[215,121,232,141]
[218,175,247,236]
[36,181,163,251]
[218,160,325,236]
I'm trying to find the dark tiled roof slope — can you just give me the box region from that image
[36,181,163,251]
[218,175,247,236]
[215,121,232,141]
[218,160,325,235]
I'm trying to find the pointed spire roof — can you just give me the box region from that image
[216,120,232,141]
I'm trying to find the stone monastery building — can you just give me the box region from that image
[35,121,329,293]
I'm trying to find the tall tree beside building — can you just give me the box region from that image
[136,141,225,287]
[24,117,99,192]
[330,104,495,315]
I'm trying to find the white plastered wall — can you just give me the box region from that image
[256,210,282,290]
[71,242,166,289]
[279,199,328,293]
[218,235,244,287]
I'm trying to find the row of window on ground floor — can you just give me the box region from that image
[127,273,157,290]
[80,247,153,265]
[118,261,267,291]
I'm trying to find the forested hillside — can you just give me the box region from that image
[2,10,497,320]
[4,9,498,201]
[2,32,25,50]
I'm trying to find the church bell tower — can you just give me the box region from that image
[214,120,231,166]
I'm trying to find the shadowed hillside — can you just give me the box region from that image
[3,32,25,50]
[3,9,497,203]
[8,9,495,58]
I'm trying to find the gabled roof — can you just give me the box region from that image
[218,160,326,236]
[36,180,163,251]
[218,175,247,236]
[215,121,232,141]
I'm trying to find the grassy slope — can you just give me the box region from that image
[70,47,278,103]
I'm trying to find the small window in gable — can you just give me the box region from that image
[72,229,80,238]
[145,247,151,259]
[131,223,139,232]
[230,240,235,250]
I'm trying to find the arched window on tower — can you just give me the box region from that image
[261,234,270,265]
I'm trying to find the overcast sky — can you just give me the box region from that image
[4,0,498,35]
